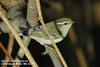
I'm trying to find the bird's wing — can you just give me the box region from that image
[29,21,61,39]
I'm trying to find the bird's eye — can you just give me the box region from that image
[64,23,67,25]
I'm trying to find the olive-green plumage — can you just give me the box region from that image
[29,18,73,45]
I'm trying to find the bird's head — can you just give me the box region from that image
[55,18,73,37]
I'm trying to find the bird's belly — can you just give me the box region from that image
[30,36,63,45]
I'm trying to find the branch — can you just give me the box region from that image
[0,41,19,67]
[4,34,14,67]
[43,45,63,67]
[0,6,38,67]
[35,0,68,67]
[15,37,31,60]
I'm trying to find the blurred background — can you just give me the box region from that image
[41,0,100,67]
[0,0,100,67]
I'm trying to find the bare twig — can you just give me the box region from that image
[7,34,14,56]
[0,42,19,67]
[3,34,14,67]
[13,37,31,67]
[35,0,68,67]
[15,37,31,60]
[0,6,38,67]
[43,45,63,67]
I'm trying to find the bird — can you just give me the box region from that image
[25,18,74,45]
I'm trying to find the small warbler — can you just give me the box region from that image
[26,18,73,45]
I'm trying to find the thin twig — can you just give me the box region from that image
[13,37,31,67]
[7,34,14,56]
[3,34,14,67]
[35,0,68,67]
[0,6,38,67]
[15,37,31,60]
[0,42,19,67]
[43,45,63,67]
